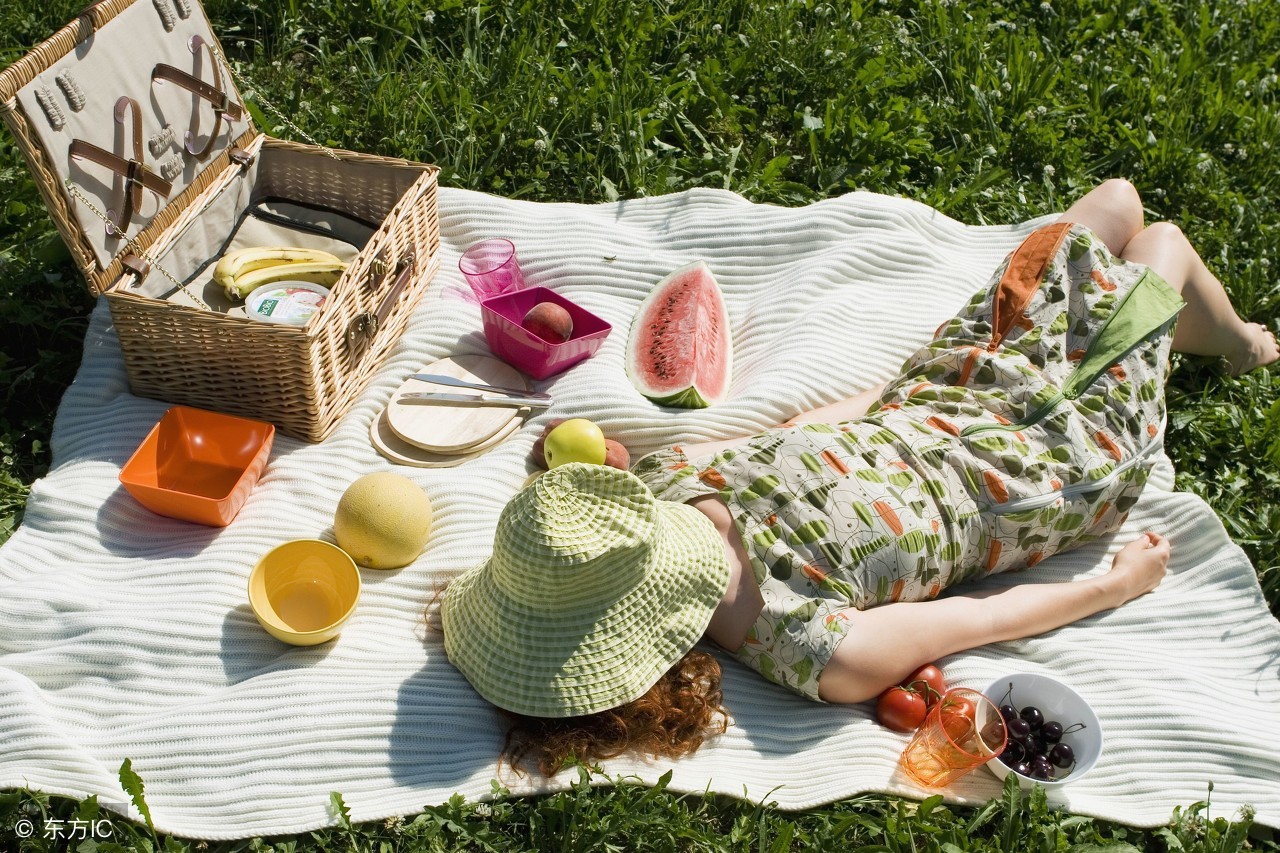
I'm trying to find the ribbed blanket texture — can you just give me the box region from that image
[2,187,1277,840]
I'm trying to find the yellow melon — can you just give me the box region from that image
[334,472,432,569]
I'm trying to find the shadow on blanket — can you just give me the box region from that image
[389,654,507,790]
[95,488,221,558]
[219,605,340,685]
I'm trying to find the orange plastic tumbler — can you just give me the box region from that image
[900,688,1007,788]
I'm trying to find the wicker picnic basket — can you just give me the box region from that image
[0,0,440,442]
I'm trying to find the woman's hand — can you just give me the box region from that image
[1103,531,1170,606]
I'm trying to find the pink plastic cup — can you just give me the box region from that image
[459,238,526,302]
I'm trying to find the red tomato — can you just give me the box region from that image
[876,686,928,733]
[939,696,977,743]
[901,664,948,707]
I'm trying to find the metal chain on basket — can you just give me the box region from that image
[63,178,212,310]
[208,42,340,161]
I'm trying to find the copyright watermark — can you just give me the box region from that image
[13,802,124,841]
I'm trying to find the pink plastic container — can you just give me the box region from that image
[480,286,612,380]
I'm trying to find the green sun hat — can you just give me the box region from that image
[441,462,731,718]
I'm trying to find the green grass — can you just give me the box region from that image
[0,764,1274,852]
[1,0,1278,849]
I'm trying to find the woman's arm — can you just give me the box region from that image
[816,532,1171,703]
[787,382,890,427]
[680,382,890,461]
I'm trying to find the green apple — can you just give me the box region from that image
[543,418,607,468]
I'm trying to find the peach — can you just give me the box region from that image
[603,439,630,470]
[522,301,574,343]
[531,418,567,469]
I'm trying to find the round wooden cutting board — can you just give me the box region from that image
[386,354,531,454]
[370,408,523,468]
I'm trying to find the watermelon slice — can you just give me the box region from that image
[625,260,733,408]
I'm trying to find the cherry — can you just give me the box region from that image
[1000,740,1026,765]
[1012,761,1032,777]
[999,704,1018,722]
[1019,706,1044,731]
[1040,721,1064,743]
[1007,717,1031,739]
[1049,742,1075,769]
[1029,756,1054,780]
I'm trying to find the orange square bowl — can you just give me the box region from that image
[118,406,275,527]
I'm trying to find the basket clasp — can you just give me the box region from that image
[347,250,416,360]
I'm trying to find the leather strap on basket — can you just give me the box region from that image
[347,250,416,360]
[67,96,173,235]
[152,34,244,159]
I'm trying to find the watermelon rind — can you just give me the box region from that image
[645,386,713,409]
[625,260,732,409]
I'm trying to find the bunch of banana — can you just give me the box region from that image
[214,246,349,301]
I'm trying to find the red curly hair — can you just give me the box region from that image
[427,583,730,776]
[498,649,729,777]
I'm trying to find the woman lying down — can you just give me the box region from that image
[437,179,1279,775]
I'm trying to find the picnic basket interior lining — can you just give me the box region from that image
[8,0,251,270]
[134,143,419,316]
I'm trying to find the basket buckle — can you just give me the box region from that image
[347,249,416,360]
[121,252,151,280]
[213,91,235,118]
[347,313,379,355]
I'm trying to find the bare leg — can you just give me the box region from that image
[1056,178,1146,256]
[816,533,1171,704]
[1121,223,1279,375]
[688,179,1147,461]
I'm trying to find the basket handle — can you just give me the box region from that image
[346,249,416,360]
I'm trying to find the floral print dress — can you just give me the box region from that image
[631,222,1186,701]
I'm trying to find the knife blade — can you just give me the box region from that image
[397,391,551,409]
[410,373,551,401]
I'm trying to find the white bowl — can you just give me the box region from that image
[983,673,1103,788]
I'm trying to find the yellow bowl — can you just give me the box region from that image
[248,540,360,645]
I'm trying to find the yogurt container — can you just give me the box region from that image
[245,281,330,326]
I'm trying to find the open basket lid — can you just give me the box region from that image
[0,0,257,295]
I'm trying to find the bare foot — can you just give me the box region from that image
[1105,531,1170,605]
[1227,322,1280,376]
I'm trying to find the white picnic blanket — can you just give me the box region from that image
[2,187,1277,840]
